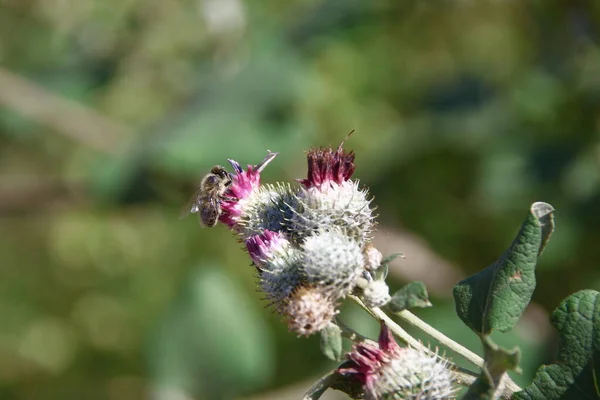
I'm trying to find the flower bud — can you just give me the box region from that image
[362,280,391,308]
[339,324,457,400]
[245,231,303,307]
[302,229,364,299]
[363,244,383,271]
[283,286,338,337]
[219,151,277,229]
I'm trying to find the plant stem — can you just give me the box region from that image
[394,309,483,367]
[349,295,427,351]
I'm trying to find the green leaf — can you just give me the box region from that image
[375,263,389,281]
[462,336,520,400]
[513,290,600,400]
[387,281,432,312]
[453,202,554,334]
[382,252,404,266]
[374,252,403,281]
[320,323,343,361]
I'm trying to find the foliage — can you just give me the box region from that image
[2,1,600,399]
[453,202,554,335]
[514,290,600,400]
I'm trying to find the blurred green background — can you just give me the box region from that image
[1,1,600,399]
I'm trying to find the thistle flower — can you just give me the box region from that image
[338,324,457,400]
[283,285,338,336]
[219,151,278,229]
[290,140,375,243]
[207,137,384,337]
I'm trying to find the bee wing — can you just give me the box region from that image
[179,187,203,219]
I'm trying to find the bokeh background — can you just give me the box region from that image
[1,1,600,399]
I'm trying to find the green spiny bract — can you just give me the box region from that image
[290,181,375,245]
[236,182,299,240]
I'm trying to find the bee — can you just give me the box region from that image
[180,165,233,227]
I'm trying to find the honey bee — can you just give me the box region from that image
[180,165,233,227]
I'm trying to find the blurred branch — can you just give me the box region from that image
[0,67,130,154]
[0,176,84,215]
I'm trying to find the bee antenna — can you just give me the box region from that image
[337,130,355,151]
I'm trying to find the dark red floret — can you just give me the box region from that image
[300,136,356,189]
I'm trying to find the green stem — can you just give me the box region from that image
[349,295,426,351]
[394,309,483,367]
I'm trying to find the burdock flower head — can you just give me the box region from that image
[219,151,278,231]
[338,324,457,400]
[291,134,376,244]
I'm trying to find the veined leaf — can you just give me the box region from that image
[453,202,554,334]
[513,290,600,400]
[387,281,432,312]
[320,323,343,361]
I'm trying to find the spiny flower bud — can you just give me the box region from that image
[361,280,391,308]
[291,136,375,244]
[283,286,338,337]
[339,324,457,400]
[219,151,278,229]
[291,181,375,244]
[260,262,303,309]
[363,244,383,271]
[236,183,299,240]
[302,229,364,299]
[245,231,303,307]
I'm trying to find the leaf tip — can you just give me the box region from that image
[531,202,554,219]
